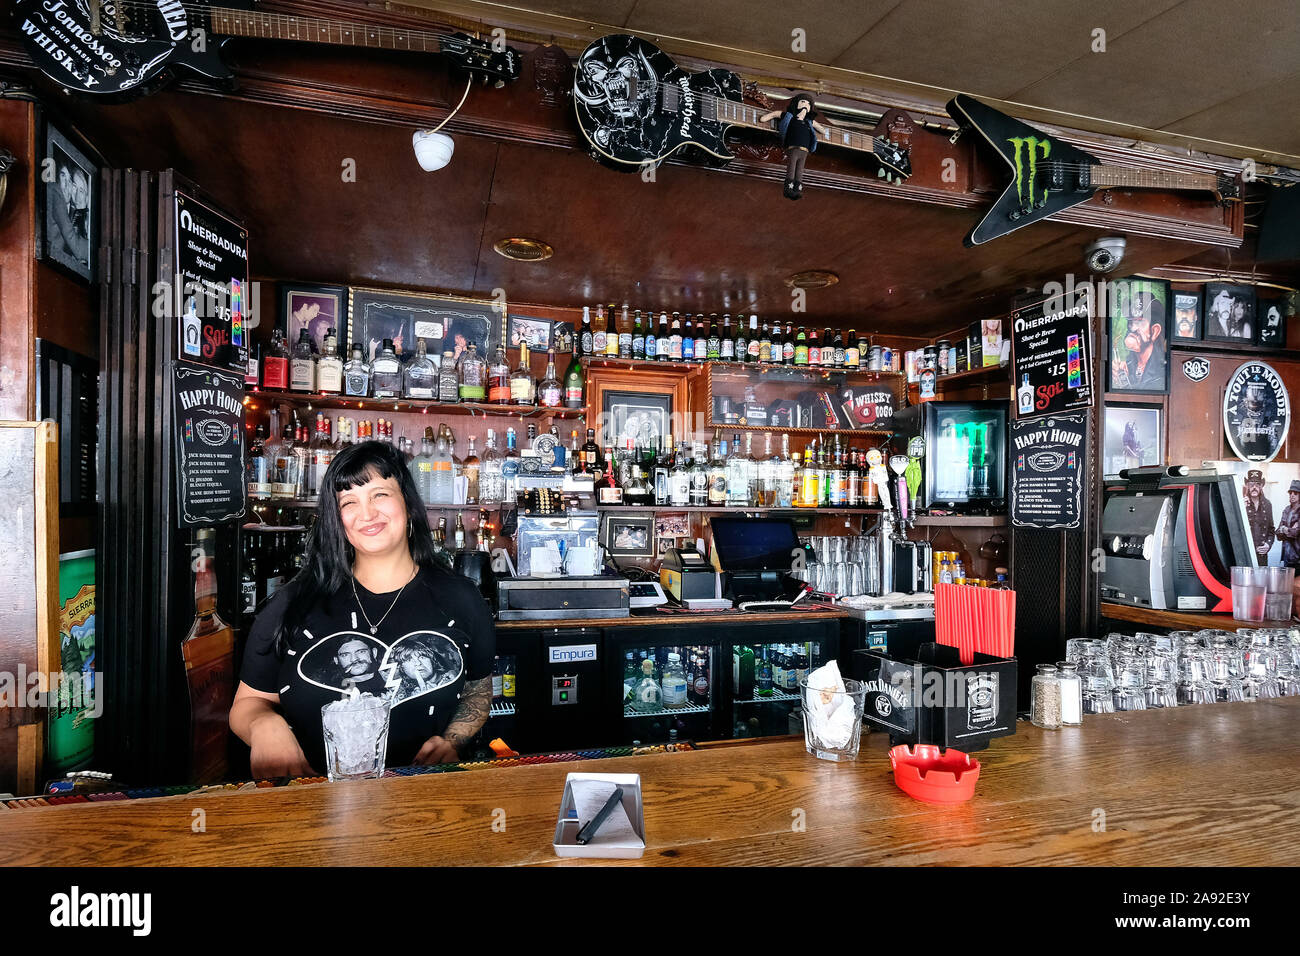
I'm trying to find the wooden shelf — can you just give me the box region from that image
[1100,601,1292,632]
[912,514,1008,527]
[580,355,903,384]
[251,499,506,511]
[245,389,585,419]
[707,422,892,436]
[598,505,885,516]
[935,363,1010,387]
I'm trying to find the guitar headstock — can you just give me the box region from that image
[1214,172,1243,203]
[874,138,912,181]
[439,32,520,87]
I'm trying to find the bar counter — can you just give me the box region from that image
[495,606,850,629]
[1100,602,1294,633]
[2,698,1297,866]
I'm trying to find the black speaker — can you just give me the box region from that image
[1257,185,1300,262]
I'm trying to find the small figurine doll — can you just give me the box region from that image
[760,93,833,199]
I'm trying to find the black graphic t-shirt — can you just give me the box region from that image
[240,567,495,774]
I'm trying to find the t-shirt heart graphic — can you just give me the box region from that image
[296,630,464,707]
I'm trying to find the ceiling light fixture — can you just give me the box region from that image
[785,270,840,290]
[493,237,554,262]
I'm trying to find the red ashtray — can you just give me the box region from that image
[888,745,981,804]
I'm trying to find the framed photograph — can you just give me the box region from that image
[1103,403,1162,478]
[1107,278,1170,395]
[36,118,99,283]
[604,513,654,558]
[1256,292,1289,349]
[1204,283,1256,344]
[551,321,576,354]
[600,389,672,449]
[655,512,690,539]
[349,287,503,364]
[281,283,348,354]
[1171,289,1203,342]
[508,314,552,350]
[657,535,681,558]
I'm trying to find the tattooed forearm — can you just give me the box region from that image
[443,677,492,756]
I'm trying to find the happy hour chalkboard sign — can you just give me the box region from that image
[1010,287,1092,420]
[1010,413,1087,530]
[172,362,246,527]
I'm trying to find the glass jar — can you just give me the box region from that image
[1030,664,1062,730]
[1055,661,1082,726]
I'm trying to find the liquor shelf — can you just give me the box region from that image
[595,504,886,516]
[251,498,508,511]
[245,389,586,419]
[911,514,1008,527]
[579,356,904,383]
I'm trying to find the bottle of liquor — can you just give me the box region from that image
[453,512,467,551]
[656,312,671,362]
[371,339,402,398]
[581,428,601,474]
[262,329,290,391]
[777,435,795,508]
[430,426,454,505]
[343,343,370,396]
[563,340,585,409]
[310,414,337,499]
[845,329,861,369]
[632,309,645,360]
[605,303,620,357]
[707,314,721,361]
[720,314,735,362]
[681,314,695,362]
[693,316,707,362]
[808,328,821,367]
[597,453,623,504]
[502,428,521,502]
[746,315,761,363]
[829,442,847,507]
[239,534,260,617]
[487,342,512,404]
[245,342,261,388]
[669,444,691,506]
[409,427,433,502]
[592,304,608,356]
[479,429,503,505]
[290,329,317,392]
[509,343,534,405]
[580,305,593,356]
[756,432,776,507]
[624,464,652,506]
[183,528,236,783]
[846,448,862,508]
[669,313,683,362]
[458,343,486,402]
[246,424,271,499]
[688,443,709,506]
[799,441,820,508]
[537,348,563,408]
[1018,373,1035,415]
[783,324,796,365]
[708,434,728,506]
[439,348,460,403]
[403,338,437,399]
[833,328,846,368]
[463,435,481,505]
[618,305,633,358]
[313,329,341,395]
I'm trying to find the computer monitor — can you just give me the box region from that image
[709,517,800,572]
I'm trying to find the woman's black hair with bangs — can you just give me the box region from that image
[272,440,442,653]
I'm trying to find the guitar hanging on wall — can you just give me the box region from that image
[945,93,1242,246]
[571,34,912,180]
[12,0,520,98]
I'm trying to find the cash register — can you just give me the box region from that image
[709,516,807,607]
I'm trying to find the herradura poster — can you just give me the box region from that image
[48,549,96,775]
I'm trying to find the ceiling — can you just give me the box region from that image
[425,0,1300,161]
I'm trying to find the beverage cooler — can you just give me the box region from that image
[607,628,726,745]
[728,629,841,739]
[893,400,1009,513]
[494,626,604,754]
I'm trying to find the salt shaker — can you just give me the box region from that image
[1055,661,1083,726]
[1031,664,1062,730]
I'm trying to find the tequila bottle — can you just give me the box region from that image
[463,435,481,505]
[458,343,486,401]
[403,338,437,399]
[409,427,434,503]
[479,429,504,505]
[689,443,710,506]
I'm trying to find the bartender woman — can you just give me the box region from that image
[231,440,495,777]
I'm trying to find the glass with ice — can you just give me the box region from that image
[321,692,391,781]
[800,661,868,762]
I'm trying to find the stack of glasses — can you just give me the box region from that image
[1230,566,1294,622]
[1068,627,1300,713]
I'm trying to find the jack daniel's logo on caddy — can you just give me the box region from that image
[966,672,998,731]
[863,678,909,720]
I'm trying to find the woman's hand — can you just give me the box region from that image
[249,714,316,778]
[412,735,460,765]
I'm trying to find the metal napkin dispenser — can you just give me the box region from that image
[497,576,630,620]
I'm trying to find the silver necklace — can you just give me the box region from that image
[351,565,417,635]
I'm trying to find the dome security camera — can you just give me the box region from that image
[1084,236,1127,274]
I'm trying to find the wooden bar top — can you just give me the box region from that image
[495,607,850,629]
[2,698,1298,866]
[1101,601,1294,633]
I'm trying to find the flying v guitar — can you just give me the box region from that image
[946,93,1241,246]
[572,34,911,180]
[13,0,520,98]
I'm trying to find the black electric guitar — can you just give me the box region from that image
[572,34,911,179]
[946,93,1242,246]
[13,0,520,98]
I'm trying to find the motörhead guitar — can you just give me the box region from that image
[572,34,912,180]
[946,93,1242,246]
[12,0,520,98]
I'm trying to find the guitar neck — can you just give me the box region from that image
[1091,165,1220,192]
[707,96,880,156]
[207,6,452,52]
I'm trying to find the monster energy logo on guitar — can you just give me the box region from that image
[1008,136,1051,208]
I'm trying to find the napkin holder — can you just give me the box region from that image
[552,772,645,859]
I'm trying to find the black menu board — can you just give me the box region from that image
[172,362,246,527]
[1010,287,1092,419]
[1010,413,1087,530]
[174,188,249,374]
